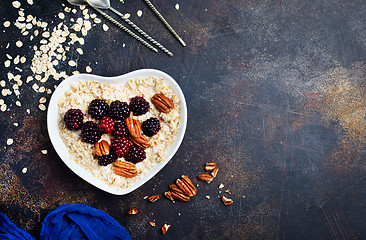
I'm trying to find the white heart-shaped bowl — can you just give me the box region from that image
[47,69,187,195]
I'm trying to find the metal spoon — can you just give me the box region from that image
[67,0,158,53]
[87,0,173,56]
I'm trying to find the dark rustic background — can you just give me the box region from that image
[1,0,366,239]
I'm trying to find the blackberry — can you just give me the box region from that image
[111,136,131,158]
[109,101,130,120]
[125,145,146,163]
[98,116,115,134]
[130,96,149,116]
[88,99,109,120]
[97,150,118,166]
[113,121,130,137]
[81,121,102,144]
[64,109,84,130]
[142,117,161,137]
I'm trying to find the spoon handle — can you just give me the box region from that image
[144,0,186,47]
[109,6,173,57]
[92,7,158,53]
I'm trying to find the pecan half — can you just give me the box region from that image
[164,191,174,201]
[151,93,174,113]
[170,191,190,202]
[94,140,109,156]
[126,117,150,148]
[198,173,214,183]
[128,207,138,215]
[169,184,185,195]
[113,161,138,178]
[181,175,197,196]
[161,224,171,235]
[210,167,219,178]
[205,162,217,171]
[176,178,194,197]
[148,195,160,203]
[221,196,233,206]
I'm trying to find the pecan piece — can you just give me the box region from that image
[151,93,174,113]
[164,191,174,201]
[126,117,150,148]
[170,191,190,202]
[221,196,233,206]
[148,195,160,203]
[181,175,197,196]
[149,221,156,227]
[128,207,138,215]
[94,140,109,156]
[210,167,219,178]
[198,173,214,183]
[205,162,217,171]
[113,161,138,178]
[161,224,171,235]
[176,178,194,197]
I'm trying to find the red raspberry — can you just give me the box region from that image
[98,116,115,133]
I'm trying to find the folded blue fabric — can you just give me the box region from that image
[0,212,34,240]
[40,204,131,240]
[0,204,130,240]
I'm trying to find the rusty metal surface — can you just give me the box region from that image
[1,0,366,239]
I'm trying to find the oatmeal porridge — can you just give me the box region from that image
[57,76,181,189]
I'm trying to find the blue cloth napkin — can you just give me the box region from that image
[0,204,131,240]
[0,212,34,240]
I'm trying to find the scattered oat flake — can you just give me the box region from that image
[3,21,11,28]
[7,138,13,145]
[4,60,11,68]
[1,104,7,112]
[137,10,143,17]
[12,1,21,8]
[27,0,33,5]
[15,101,21,106]
[86,66,92,73]
[124,13,130,18]
[39,97,46,103]
[76,48,83,55]
[41,150,48,154]
[16,41,23,47]
[143,196,148,199]
[68,60,76,66]
[175,3,179,10]
[103,24,109,31]
[205,196,211,199]
[14,123,19,126]
[39,104,46,111]
[218,183,224,189]
[22,167,27,173]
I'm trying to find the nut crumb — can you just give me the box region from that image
[41,150,48,154]
[137,10,142,17]
[127,207,138,215]
[149,221,155,227]
[205,196,210,199]
[218,183,224,189]
[103,24,109,31]
[175,3,179,10]
[86,66,92,73]
[161,224,171,235]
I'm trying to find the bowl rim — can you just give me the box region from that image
[47,69,187,195]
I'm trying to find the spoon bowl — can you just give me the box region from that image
[87,0,110,9]
[67,0,87,6]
